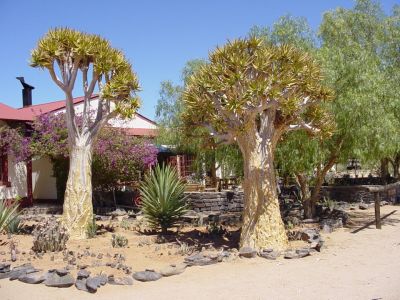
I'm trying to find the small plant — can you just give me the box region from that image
[0,198,22,233]
[285,221,294,230]
[32,219,69,252]
[120,219,131,230]
[6,216,22,234]
[321,197,337,212]
[175,239,195,255]
[206,222,226,236]
[140,164,187,234]
[111,234,128,248]
[86,218,98,238]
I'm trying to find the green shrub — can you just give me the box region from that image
[111,234,128,248]
[0,198,21,233]
[120,219,131,230]
[140,164,187,234]
[86,217,98,238]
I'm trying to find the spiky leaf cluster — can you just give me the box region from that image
[31,28,140,118]
[183,37,333,138]
[140,165,187,233]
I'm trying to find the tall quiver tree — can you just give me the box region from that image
[31,28,140,239]
[184,37,332,250]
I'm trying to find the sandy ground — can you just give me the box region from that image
[1,205,399,300]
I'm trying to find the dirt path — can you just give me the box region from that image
[1,206,399,300]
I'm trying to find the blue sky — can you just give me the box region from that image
[0,0,398,119]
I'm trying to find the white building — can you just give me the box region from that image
[0,79,157,205]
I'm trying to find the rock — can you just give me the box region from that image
[359,203,369,210]
[85,274,108,293]
[259,249,280,260]
[184,253,218,266]
[108,275,134,285]
[56,269,69,276]
[77,269,91,279]
[160,263,187,277]
[133,270,162,282]
[321,218,343,230]
[302,218,319,223]
[0,263,11,273]
[8,264,38,280]
[310,239,324,252]
[108,208,127,217]
[44,270,75,288]
[296,248,310,258]
[299,229,320,243]
[18,272,45,284]
[284,248,310,259]
[322,224,333,234]
[239,247,257,258]
[75,278,88,292]
[380,200,389,206]
[86,277,101,293]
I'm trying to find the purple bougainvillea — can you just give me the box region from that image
[1,112,158,189]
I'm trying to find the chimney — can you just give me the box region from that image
[16,77,34,107]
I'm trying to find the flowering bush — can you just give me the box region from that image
[0,126,31,162]
[1,112,158,192]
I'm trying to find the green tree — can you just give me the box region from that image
[156,60,243,183]
[31,28,140,239]
[183,37,332,250]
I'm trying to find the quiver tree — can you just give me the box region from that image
[184,37,332,250]
[31,28,140,239]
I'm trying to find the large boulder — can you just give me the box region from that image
[160,263,187,277]
[239,247,257,258]
[44,270,75,288]
[133,270,162,282]
[18,272,46,284]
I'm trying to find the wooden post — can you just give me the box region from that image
[374,192,381,229]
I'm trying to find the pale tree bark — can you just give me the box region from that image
[239,140,288,250]
[62,141,93,239]
[48,62,106,239]
[236,113,288,251]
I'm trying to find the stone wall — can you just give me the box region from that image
[184,191,244,213]
[320,182,400,203]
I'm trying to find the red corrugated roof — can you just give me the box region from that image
[17,95,89,118]
[1,95,157,137]
[0,103,33,121]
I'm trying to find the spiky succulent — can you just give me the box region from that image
[140,165,187,234]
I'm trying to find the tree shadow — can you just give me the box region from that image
[137,227,241,251]
[348,210,398,234]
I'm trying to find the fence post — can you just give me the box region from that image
[374,192,381,229]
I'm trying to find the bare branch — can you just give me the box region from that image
[67,59,81,92]
[48,63,66,90]
[288,121,320,134]
[203,123,235,145]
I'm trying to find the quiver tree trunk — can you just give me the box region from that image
[239,137,288,251]
[62,142,93,239]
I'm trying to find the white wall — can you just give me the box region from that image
[55,98,157,129]
[0,154,27,200]
[32,156,57,200]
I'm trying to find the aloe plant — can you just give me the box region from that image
[0,199,21,233]
[140,165,187,234]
